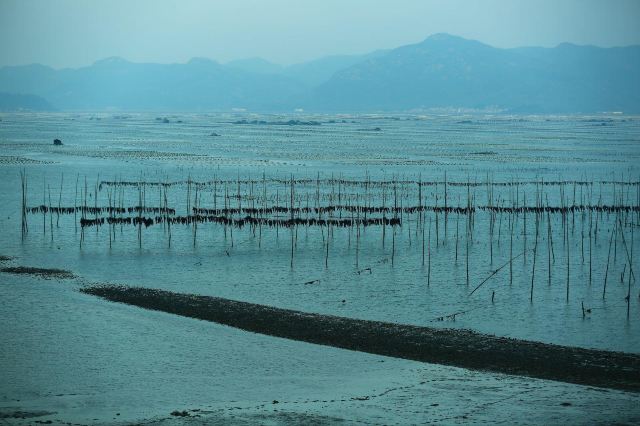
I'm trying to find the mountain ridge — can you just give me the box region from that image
[1,34,638,113]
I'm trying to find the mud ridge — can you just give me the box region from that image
[1,266,76,279]
[80,285,640,392]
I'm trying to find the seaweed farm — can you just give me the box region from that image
[2,112,640,424]
[14,167,640,349]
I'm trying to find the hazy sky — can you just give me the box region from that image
[1,0,639,68]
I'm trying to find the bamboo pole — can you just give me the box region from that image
[20,170,27,240]
[427,217,432,287]
[166,181,172,247]
[444,171,448,244]
[422,211,425,266]
[523,193,527,265]
[56,173,63,227]
[455,202,460,263]
[547,208,552,286]
[42,176,46,236]
[193,185,199,247]
[566,213,570,303]
[382,185,386,248]
[530,208,539,302]
[48,184,53,241]
[603,219,616,299]
[290,174,294,269]
[466,178,470,286]
[627,224,633,319]
[589,206,593,285]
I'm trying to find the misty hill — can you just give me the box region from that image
[281,50,390,87]
[0,57,306,111]
[311,34,640,113]
[1,34,638,113]
[0,92,54,111]
[225,51,389,87]
[0,53,386,111]
[226,57,283,75]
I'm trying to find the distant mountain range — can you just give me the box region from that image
[1,34,638,113]
[0,92,53,111]
[227,50,389,87]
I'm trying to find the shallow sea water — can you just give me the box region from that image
[1,112,639,424]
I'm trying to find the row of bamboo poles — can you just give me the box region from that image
[19,171,638,316]
[98,177,640,189]
[24,203,639,217]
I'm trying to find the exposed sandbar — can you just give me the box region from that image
[81,285,640,392]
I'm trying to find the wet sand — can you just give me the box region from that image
[81,284,640,392]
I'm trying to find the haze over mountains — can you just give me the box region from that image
[1,34,638,113]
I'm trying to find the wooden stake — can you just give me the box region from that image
[428,217,432,287]
[603,219,616,300]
